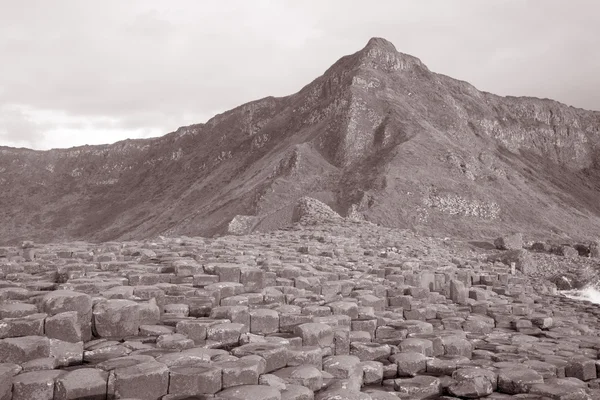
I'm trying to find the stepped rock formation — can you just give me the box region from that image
[1,37,600,245]
[1,221,600,399]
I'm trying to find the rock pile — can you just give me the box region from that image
[227,216,259,236]
[292,197,343,225]
[1,222,599,399]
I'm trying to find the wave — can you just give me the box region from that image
[562,286,600,305]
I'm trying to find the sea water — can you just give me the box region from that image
[562,286,600,305]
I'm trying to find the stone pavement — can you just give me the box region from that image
[1,221,599,399]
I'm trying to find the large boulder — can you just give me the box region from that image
[41,290,93,341]
[0,363,20,400]
[552,244,579,258]
[108,361,169,400]
[573,243,591,257]
[0,336,50,364]
[531,242,552,252]
[497,368,544,395]
[92,299,160,337]
[12,370,63,400]
[550,273,586,291]
[494,233,523,250]
[45,311,82,343]
[54,368,109,400]
[448,368,497,398]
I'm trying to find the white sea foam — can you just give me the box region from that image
[562,286,600,305]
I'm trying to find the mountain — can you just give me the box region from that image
[2,37,600,245]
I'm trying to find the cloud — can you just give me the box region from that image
[0,0,598,149]
[0,105,45,148]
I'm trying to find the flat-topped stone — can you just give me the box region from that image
[92,298,160,337]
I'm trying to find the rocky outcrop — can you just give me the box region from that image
[292,197,342,225]
[227,216,260,236]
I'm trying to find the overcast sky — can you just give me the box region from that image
[1,0,598,150]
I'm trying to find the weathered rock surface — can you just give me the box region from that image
[292,197,343,225]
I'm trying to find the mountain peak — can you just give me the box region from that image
[364,37,398,52]
[358,37,427,72]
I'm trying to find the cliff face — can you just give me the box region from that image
[1,37,600,245]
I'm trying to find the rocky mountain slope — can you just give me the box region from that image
[1,37,600,245]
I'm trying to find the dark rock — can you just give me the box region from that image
[550,273,585,290]
[494,234,523,250]
[553,245,579,258]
